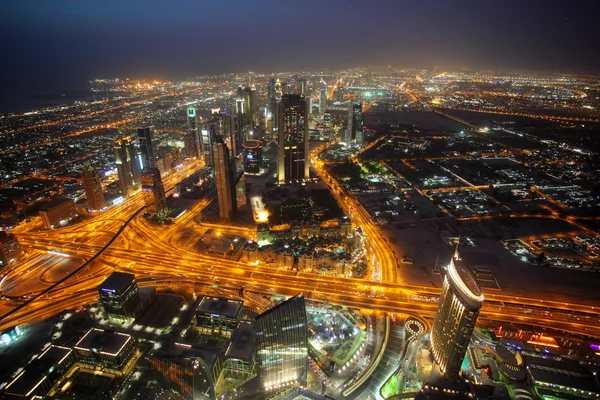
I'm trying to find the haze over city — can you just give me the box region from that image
[1,2,600,400]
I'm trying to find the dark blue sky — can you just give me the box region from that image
[1,0,599,91]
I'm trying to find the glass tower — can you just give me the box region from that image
[254,294,308,390]
[277,94,309,184]
[430,250,483,380]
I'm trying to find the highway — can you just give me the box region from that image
[1,148,600,340]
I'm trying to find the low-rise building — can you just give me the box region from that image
[224,321,255,379]
[74,328,136,371]
[3,345,76,398]
[0,231,21,267]
[196,297,243,338]
[39,198,77,229]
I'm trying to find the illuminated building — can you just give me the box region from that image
[98,272,141,322]
[254,294,308,389]
[224,321,255,379]
[430,250,483,380]
[275,78,282,98]
[74,328,136,370]
[319,78,327,115]
[243,139,263,174]
[344,102,363,145]
[162,151,173,173]
[235,86,246,137]
[0,231,21,267]
[186,107,202,158]
[277,94,309,184]
[113,136,140,196]
[142,167,167,213]
[80,162,106,211]
[214,137,237,222]
[39,198,77,230]
[243,86,257,127]
[195,296,243,338]
[149,345,217,400]
[138,126,156,170]
[3,345,75,398]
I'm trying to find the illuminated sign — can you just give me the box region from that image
[187,107,196,118]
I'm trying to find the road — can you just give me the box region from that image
[1,149,600,340]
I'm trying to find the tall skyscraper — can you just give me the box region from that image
[235,86,246,143]
[345,102,364,145]
[137,126,156,169]
[275,79,282,98]
[152,167,168,214]
[319,78,327,116]
[243,86,257,127]
[430,250,483,380]
[114,136,140,196]
[186,107,202,158]
[214,136,236,222]
[277,94,309,184]
[142,167,168,214]
[81,162,106,211]
[254,294,308,390]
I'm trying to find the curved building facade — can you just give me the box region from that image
[430,250,483,380]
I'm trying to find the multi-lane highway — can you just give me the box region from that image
[1,149,600,340]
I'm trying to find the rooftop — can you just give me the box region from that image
[4,345,72,396]
[197,296,243,319]
[163,342,222,369]
[40,197,74,211]
[99,272,137,293]
[74,328,133,356]
[225,321,254,361]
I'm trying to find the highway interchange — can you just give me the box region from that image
[1,145,600,340]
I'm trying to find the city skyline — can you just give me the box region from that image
[0,2,600,396]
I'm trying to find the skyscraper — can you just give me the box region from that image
[137,126,156,169]
[345,102,364,145]
[430,250,483,380]
[319,78,327,116]
[142,167,168,214]
[214,136,236,222]
[152,167,168,214]
[81,162,106,211]
[187,107,202,158]
[254,294,308,390]
[114,136,140,196]
[243,86,257,127]
[235,86,246,136]
[277,94,309,184]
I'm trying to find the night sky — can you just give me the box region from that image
[1,0,599,92]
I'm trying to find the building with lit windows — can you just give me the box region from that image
[187,107,202,158]
[74,328,136,370]
[114,136,140,196]
[3,345,76,399]
[39,198,78,229]
[98,272,142,322]
[319,79,327,116]
[243,86,257,127]
[254,294,308,390]
[214,137,237,222]
[141,167,167,214]
[195,296,243,338]
[224,321,255,379]
[80,162,106,211]
[430,250,483,381]
[242,140,263,174]
[277,94,309,184]
[137,126,156,169]
[344,102,363,145]
[149,345,217,400]
[0,231,21,267]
